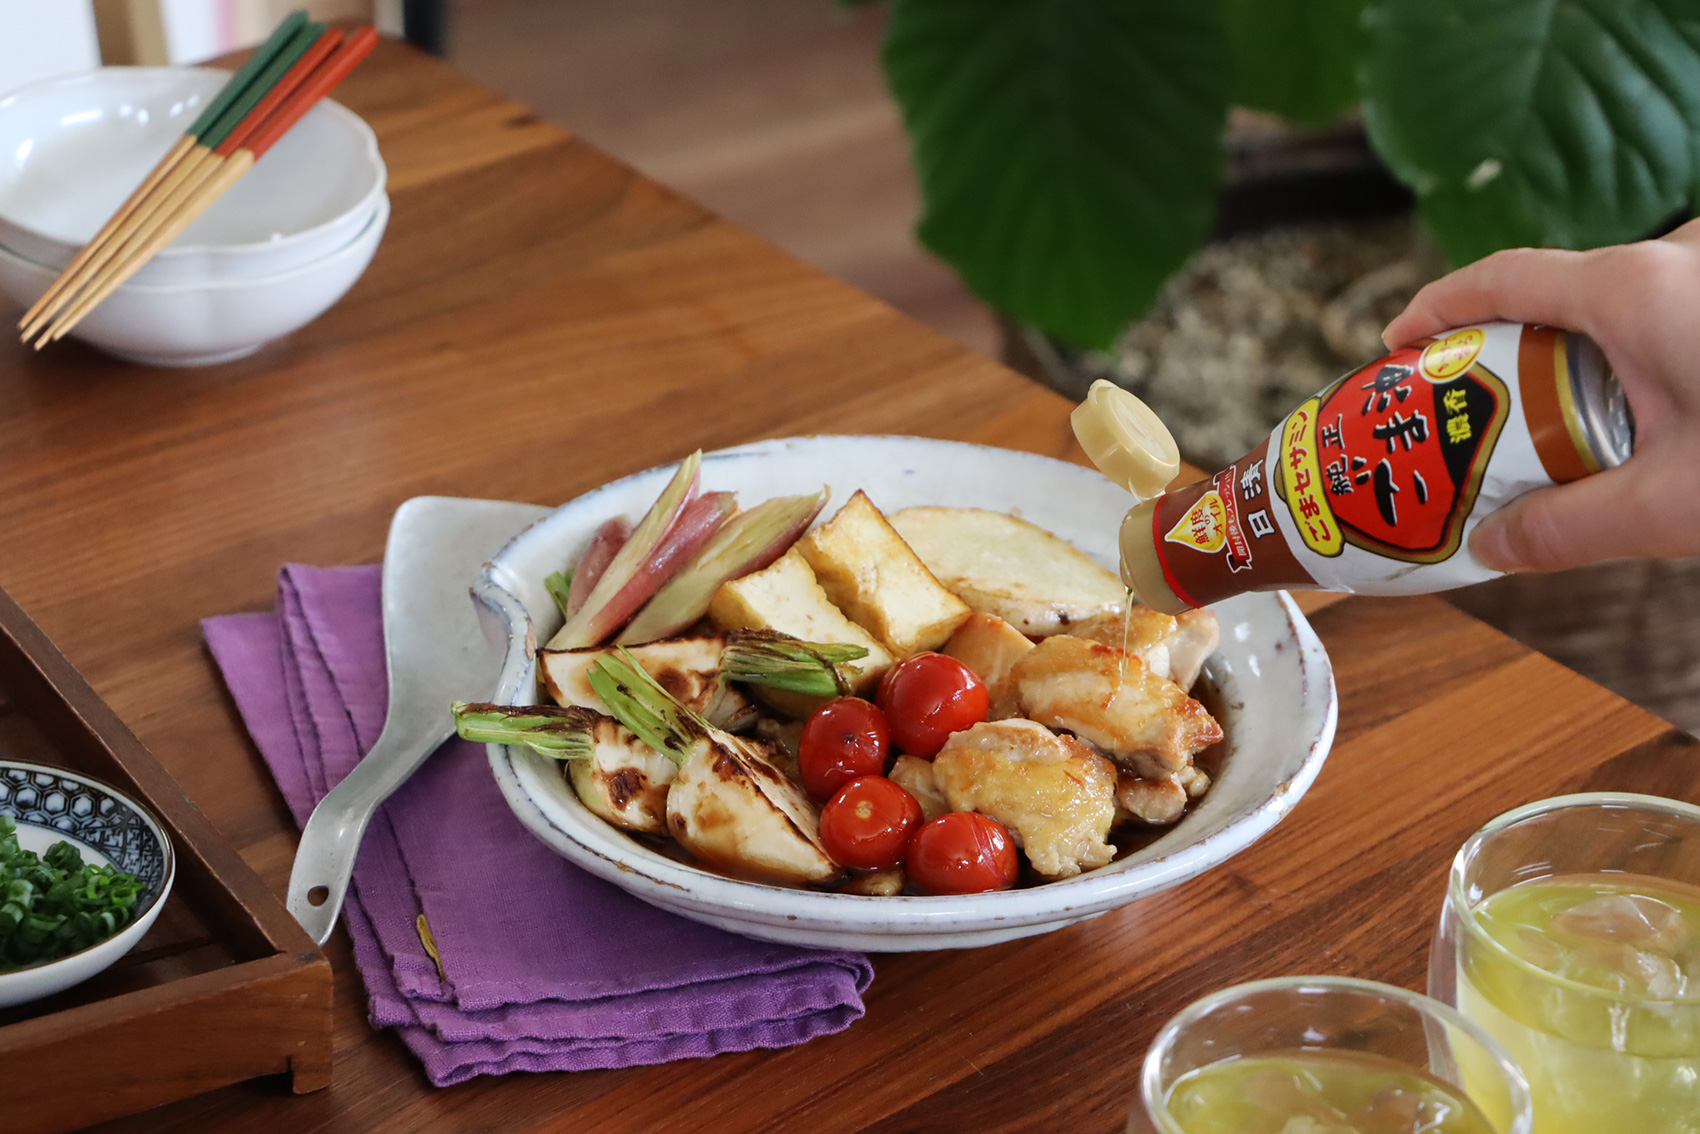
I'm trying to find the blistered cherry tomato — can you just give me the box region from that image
[819,776,923,870]
[906,811,1019,894]
[798,697,890,801]
[877,652,988,758]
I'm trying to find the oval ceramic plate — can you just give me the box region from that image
[474,436,1337,951]
[0,761,175,1007]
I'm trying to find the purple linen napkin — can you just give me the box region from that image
[203,564,871,1086]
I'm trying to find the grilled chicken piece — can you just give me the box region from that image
[941,612,1035,719]
[888,754,950,822]
[1167,609,1219,692]
[1176,763,1211,799]
[1010,635,1222,779]
[567,715,679,834]
[1066,607,1178,680]
[1114,772,1188,826]
[541,636,754,730]
[932,719,1118,879]
[665,731,841,885]
[840,868,905,896]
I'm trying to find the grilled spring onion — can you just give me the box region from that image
[585,650,703,765]
[544,570,574,619]
[452,701,599,760]
[720,630,868,698]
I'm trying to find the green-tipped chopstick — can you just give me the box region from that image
[17,10,310,336]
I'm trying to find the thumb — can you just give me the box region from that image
[1469,469,1645,573]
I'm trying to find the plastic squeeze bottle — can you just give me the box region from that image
[1072,321,1634,614]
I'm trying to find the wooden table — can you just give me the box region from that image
[0,38,1693,1134]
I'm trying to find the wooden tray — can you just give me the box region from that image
[0,587,331,1134]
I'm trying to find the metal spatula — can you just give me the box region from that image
[286,495,548,945]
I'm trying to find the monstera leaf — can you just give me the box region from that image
[1223,0,1365,126]
[883,0,1229,348]
[1363,0,1700,265]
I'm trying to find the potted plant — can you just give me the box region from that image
[873,0,1700,456]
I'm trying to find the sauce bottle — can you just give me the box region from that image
[1072,321,1634,614]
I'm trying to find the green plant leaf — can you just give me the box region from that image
[884,0,1229,348]
[1363,0,1700,266]
[1223,0,1365,126]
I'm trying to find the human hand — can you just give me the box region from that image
[1382,219,1700,573]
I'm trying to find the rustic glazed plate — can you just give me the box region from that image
[474,436,1337,951]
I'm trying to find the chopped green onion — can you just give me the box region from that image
[721,630,868,697]
[452,701,597,760]
[0,814,143,971]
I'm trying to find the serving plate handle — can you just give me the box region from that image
[286,496,548,945]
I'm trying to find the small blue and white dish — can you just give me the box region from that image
[0,760,175,1009]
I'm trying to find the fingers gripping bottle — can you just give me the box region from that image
[1073,322,1634,614]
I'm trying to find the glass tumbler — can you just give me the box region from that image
[1130,976,1531,1134]
[1431,792,1700,1134]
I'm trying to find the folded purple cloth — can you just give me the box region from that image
[203,564,872,1086]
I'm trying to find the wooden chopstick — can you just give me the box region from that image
[25,23,338,344]
[16,10,311,334]
[37,27,381,347]
[22,19,327,343]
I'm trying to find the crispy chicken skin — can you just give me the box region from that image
[1010,635,1222,779]
[932,719,1117,879]
[1066,608,1179,680]
[1069,607,1219,691]
[1114,772,1188,826]
[1167,609,1219,692]
[889,754,950,822]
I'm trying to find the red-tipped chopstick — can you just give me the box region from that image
[17,10,314,337]
[33,27,380,347]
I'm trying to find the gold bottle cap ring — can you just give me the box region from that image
[1070,379,1180,500]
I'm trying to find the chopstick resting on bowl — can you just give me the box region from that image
[19,20,381,348]
[15,10,310,337]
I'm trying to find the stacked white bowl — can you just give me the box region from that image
[0,67,388,366]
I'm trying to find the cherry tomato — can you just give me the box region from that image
[819,776,923,870]
[906,811,1019,894]
[798,697,890,801]
[877,652,988,758]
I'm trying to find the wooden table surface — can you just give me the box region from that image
[1,38,1694,1134]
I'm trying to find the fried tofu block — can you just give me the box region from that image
[942,612,1034,720]
[708,548,892,717]
[1010,634,1222,780]
[889,506,1126,636]
[796,491,970,658]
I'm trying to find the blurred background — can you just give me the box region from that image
[6,0,1698,736]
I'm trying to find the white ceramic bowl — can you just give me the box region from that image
[473,436,1338,951]
[0,67,386,285]
[0,760,176,1009]
[0,192,388,366]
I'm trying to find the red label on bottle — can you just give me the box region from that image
[1151,437,1316,606]
[1276,340,1510,564]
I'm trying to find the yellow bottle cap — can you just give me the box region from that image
[1070,379,1180,500]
